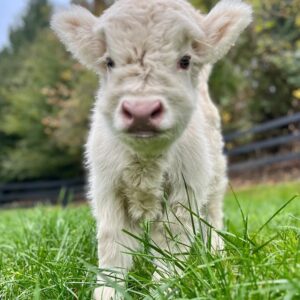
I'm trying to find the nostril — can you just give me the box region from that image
[122,102,133,120]
[123,107,133,120]
[150,102,163,120]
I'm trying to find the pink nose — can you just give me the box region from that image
[121,100,164,132]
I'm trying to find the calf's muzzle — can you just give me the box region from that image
[121,100,164,135]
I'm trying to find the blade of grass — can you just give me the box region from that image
[254,195,298,238]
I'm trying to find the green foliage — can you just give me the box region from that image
[193,0,300,129]
[9,0,51,54]
[0,0,97,181]
[0,27,97,181]
[210,0,300,128]
[0,182,299,299]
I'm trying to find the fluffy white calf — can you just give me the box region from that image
[51,0,252,298]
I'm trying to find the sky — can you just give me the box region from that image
[0,0,70,50]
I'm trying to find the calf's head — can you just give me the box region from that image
[51,0,251,154]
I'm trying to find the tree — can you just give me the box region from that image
[0,0,98,181]
[192,0,300,130]
[9,0,51,54]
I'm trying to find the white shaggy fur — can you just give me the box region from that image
[51,0,252,299]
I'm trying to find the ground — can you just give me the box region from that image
[0,181,299,300]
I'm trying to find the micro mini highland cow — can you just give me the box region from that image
[51,0,252,298]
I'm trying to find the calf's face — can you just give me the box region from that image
[51,0,252,154]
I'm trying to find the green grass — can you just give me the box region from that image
[0,181,299,299]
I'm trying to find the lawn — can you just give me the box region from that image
[0,181,299,300]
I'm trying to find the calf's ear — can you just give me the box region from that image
[193,0,252,63]
[51,5,105,72]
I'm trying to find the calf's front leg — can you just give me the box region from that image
[92,186,139,300]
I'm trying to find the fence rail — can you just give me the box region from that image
[224,112,300,142]
[226,133,300,156]
[0,113,299,206]
[0,178,84,205]
[229,152,300,172]
[225,113,300,172]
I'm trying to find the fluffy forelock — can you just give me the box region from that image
[96,0,205,59]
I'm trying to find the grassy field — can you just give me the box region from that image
[0,181,299,300]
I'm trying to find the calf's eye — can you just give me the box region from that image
[106,57,115,69]
[178,55,191,70]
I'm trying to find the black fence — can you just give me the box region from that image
[225,113,300,172]
[0,178,85,206]
[0,113,299,206]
